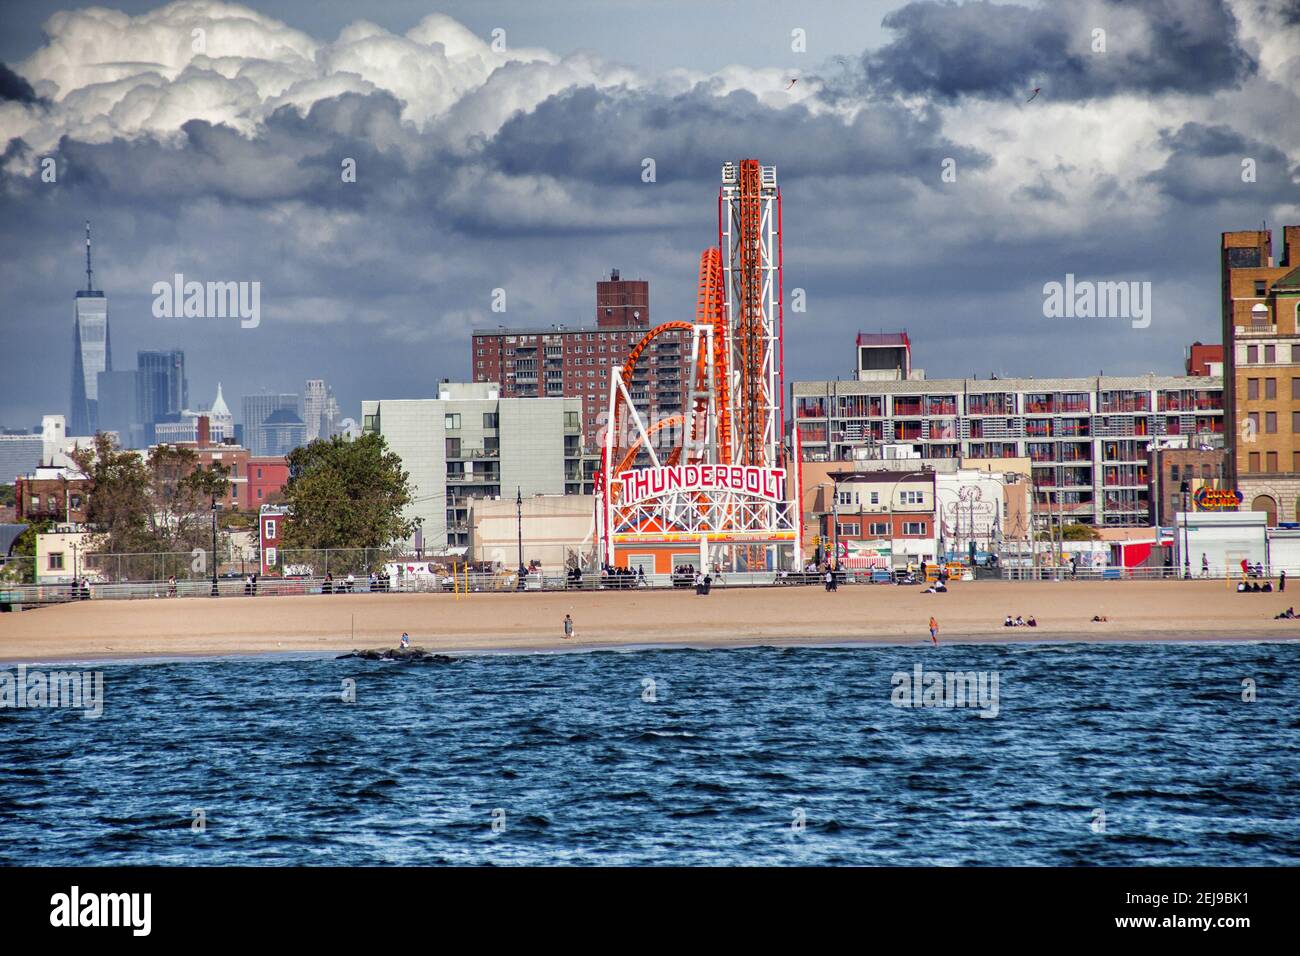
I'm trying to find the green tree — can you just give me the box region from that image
[72,434,154,555]
[281,434,416,568]
[2,517,54,584]
[70,435,234,580]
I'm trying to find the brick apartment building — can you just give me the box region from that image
[15,466,91,524]
[1221,225,1300,525]
[793,336,1224,527]
[471,270,690,449]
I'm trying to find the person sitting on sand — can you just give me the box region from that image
[400,632,410,649]
[1015,615,1025,627]
[1091,614,1108,622]
[1004,614,1014,627]
[1237,582,1248,592]
[1027,615,1037,627]
[1274,608,1295,620]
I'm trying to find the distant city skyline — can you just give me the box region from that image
[1,0,1298,429]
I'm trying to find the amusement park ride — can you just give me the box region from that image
[594,160,802,573]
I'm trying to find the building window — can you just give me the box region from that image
[837,490,855,506]
[1293,378,1300,400]
[565,411,580,429]
[48,552,64,571]
[1170,464,1180,482]
[1247,378,1259,399]
[1293,411,1300,433]
[870,492,880,504]
[1266,412,1277,433]
[1249,412,1260,434]
[484,436,499,453]
[836,522,860,537]
[1266,378,1277,399]
[1255,280,1267,296]
[1266,345,1276,363]
[257,489,263,500]
[869,522,889,536]
[900,490,924,505]
[903,521,927,536]
[445,414,461,430]
[483,413,498,429]
[1249,451,1261,472]
[69,495,81,509]
[1267,452,1278,471]
[446,437,461,457]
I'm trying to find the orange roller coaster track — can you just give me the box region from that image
[696,247,730,464]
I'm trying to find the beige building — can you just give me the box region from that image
[35,530,96,584]
[470,494,596,571]
[1221,225,1300,524]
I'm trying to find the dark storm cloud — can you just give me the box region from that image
[0,62,39,103]
[1145,122,1299,205]
[855,0,1254,101]
[42,92,421,206]
[483,85,988,186]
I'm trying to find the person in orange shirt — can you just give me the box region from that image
[928,616,939,646]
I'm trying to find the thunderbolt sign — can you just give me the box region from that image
[617,465,787,504]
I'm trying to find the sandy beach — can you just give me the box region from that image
[1,579,1298,663]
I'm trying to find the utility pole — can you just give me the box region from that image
[516,485,525,588]
[830,476,840,569]
[210,494,219,597]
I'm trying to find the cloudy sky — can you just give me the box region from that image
[1,0,1297,429]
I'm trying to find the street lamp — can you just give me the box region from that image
[1180,480,1191,580]
[516,485,525,589]
[210,495,219,597]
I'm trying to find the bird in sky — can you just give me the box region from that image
[785,77,798,90]
[1026,87,1042,102]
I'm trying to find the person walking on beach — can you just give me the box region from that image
[563,613,575,640]
[1201,553,1209,577]
[928,616,939,646]
[1281,570,1287,592]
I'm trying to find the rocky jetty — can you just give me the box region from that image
[335,646,458,663]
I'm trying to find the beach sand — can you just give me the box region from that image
[1,579,1298,663]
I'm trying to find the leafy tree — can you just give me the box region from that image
[2,517,54,584]
[72,434,154,555]
[70,435,234,579]
[281,434,416,567]
[0,483,14,508]
[1061,522,1101,541]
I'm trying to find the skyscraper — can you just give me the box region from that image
[242,393,301,457]
[137,349,188,443]
[70,221,110,435]
[304,379,341,442]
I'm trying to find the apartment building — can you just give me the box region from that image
[793,338,1223,526]
[361,383,597,552]
[1221,225,1300,525]
[471,271,688,449]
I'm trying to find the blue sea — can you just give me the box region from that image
[2,642,1298,865]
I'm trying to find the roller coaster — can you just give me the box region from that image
[595,160,801,573]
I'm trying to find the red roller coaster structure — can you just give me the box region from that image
[595,160,800,574]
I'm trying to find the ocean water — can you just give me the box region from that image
[2,642,1298,866]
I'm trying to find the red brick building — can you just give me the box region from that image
[15,466,91,524]
[245,456,290,510]
[1185,341,1223,377]
[471,270,689,448]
